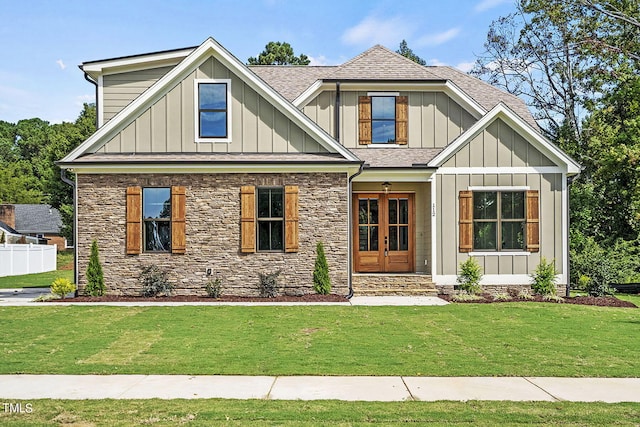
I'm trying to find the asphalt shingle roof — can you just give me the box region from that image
[13,205,63,234]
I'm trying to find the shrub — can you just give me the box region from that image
[517,288,534,300]
[258,270,281,298]
[139,265,173,297]
[205,278,223,298]
[85,240,105,296]
[451,292,484,302]
[531,258,558,296]
[456,257,483,295]
[313,242,331,295]
[51,277,76,299]
[493,293,512,302]
[0,231,4,244]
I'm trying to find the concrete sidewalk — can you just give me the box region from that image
[1,375,639,402]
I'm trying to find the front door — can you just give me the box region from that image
[353,193,415,273]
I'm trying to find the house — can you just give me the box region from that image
[0,204,62,247]
[58,37,580,297]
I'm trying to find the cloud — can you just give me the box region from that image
[56,59,66,70]
[456,61,475,72]
[428,58,448,67]
[308,55,331,66]
[416,28,461,47]
[342,15,412,47]
[474,0,511,12]
[75,94,94,108]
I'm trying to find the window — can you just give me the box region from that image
[473,191,525,251]
[257,187,284,251]
[143,188,171,252]
[195,79,231,142]
[358,94,408,145]
[372,96,396,143]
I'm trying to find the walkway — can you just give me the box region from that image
[1,375,639,402]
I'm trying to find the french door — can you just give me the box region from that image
[353,193,415,273]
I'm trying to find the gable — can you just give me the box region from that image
[100,57,327,154]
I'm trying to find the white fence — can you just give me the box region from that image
[0,244,57,277]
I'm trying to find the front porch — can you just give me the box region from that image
[352,273,438,296]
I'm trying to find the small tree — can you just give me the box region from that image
[531,258,558,296]
[313,242,331,295]
[457,257,483,295]
[51,277,76,299]
[85,239,105,296]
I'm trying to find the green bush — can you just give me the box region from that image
[51,277,76,299]
[205,278,223,298]
[85,240,105,296]
[139,265,173,297]
[456,257,483,295]
[258,270,281,298]
[0,231,5,244]
[531,258,558,296]
[313,242,331,295]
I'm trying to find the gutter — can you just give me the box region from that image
[60,169,78,295]
[334,82,341,142]
[82,68,99,130]
[346,163,365,299]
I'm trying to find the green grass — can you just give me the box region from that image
[0,250,73,289]
[0,400,639,426]
[1,303,639,377]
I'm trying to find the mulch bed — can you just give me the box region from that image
[437,293,637,308]
[49,293,350,303]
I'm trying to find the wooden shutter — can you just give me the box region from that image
[459,190,473,253]
[171,186,186,254]
[358,96,372,145]
[126,186,142,255]
[526,190,540,252]
[285,185,299,253]
[396,95,408,145]
[240,186,256,253]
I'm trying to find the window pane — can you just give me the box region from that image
[258,221,270,251]
[143,188,170,219]
[400,226,408,251]
[501,192,525,219]
[474,221,497,250]
[372,121,396,143]
[200,111,227,137]
[502,222,525,250]
[270,221,283,250]
[388,199,397,225]
[399,199,409,224]
[144,220,171,252]
[473,192,497,219]
[359,200,368,225]
[258,189,270,218]
[369,199,378,224]
[370,226,379,251]
[359,226,369,251]
[372,97,395,119]
[270,188,283,218]
[389,226,398,251]
[199,83,226,109]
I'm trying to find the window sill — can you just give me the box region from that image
[469,251,531,256]
[366,144,404,148]
[195,137,232,144]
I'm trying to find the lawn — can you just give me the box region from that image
[1,400,639,426]
[0,250,73,289]
[1,302,638,377]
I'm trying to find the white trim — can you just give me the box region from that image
[430,174,437,277]
[352,169,434,182]
[194,78,232,143]
[365,144,404,148]
[366,91,400,96]
[434,274,535,286]
[437,166,565,175]
[562,173,569,286]
[65,164,360,175]
[82,48,194,77]
[469,251,531,256]
[97,75,104,128]
[467,186,530,191]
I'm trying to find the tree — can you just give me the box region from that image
[313,242,331,295]
[86,239,105,296]
[396,40,426,65]
[247,41,310,65]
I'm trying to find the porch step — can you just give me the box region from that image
[352,274,438,296]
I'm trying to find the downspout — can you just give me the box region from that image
[347,163,365,299]
[334,82,341,142]
[82,69,99,130]
[566,174,578,297]
[60,169,78,295]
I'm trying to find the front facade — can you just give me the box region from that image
[59,38,580,296]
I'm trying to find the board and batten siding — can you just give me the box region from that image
[303,91,476,149]
[103,66,174,123]
[100,57,326,154]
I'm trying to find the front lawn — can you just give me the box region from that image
[0,250,73,289]
[1,400,639,426]
[1,303,638,377]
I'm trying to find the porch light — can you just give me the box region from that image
[382,182,391,194]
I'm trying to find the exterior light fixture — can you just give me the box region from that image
[382,182,391,194]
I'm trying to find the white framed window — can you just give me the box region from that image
[194,79,232,143]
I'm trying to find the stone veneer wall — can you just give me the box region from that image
[76,172,349,296]
[436,284,569,297]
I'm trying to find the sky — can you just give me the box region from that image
[0,0,517,124]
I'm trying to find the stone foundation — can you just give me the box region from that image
[437,284,569,297]
[76,172,349,297]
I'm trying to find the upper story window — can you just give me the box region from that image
[371,96,396,143]
[358,93,408,145]
[195,79,231,142]
[143,187,171,252]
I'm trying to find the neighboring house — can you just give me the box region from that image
[0,219,26,244]
[0,204,66,249]
[58,37,580,296]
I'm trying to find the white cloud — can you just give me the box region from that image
[474,0,511,12]
[428,58,448,67]
[416,28,461,47]
[75,93,94,108]
[456,61,475,72]
[308,55,328,66]
[342,15,412,47]
[56,59,66,70]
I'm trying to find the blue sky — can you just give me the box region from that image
[0,0,516,124]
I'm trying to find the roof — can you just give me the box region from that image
[249,66,338,103]
[68,152,357,164]
[13,205,63,234]
[0,220,19,235]
[350,148,442,168]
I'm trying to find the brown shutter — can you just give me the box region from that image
[171,186,186,254]
[285,185,299,253]
[459,190,473,253]
[240,186,256,253]
[358,96,372,145]
[396,95,408,145]
[526,190,540,252]
[126,186,142,255]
